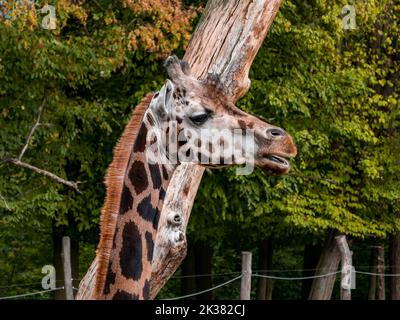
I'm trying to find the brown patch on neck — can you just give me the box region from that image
[93,94,153,299]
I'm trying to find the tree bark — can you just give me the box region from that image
[368,244,386,300]
[375,245,386,300]
[302,244,322,299]
[368,247,377,300]
[150,0,283,299]
[77,0,283,299]
[256,239,273,300]
[308,230,341,300]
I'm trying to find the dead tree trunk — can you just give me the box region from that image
[77,0,283,299]
[308,231,341,300]
[150,0,283,300]
[257,239,273,300]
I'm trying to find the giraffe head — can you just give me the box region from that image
[146,55,297,175]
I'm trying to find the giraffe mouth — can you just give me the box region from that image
[260,154,291,175]
[267,155,289,166]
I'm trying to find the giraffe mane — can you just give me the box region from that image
[93,93,154,299]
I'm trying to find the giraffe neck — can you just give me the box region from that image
[94,95,175,299]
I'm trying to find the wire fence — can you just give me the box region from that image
[1,267,400,300]
[252,270,342,280]
[354,270,400,277]
[0,279,64,290]
[164,275,244,300]
[0,287,64,300]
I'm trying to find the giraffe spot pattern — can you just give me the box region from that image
[112,290,139,300]
[238,119,247,130]
[159,187,166,201]
[129,160,149,195]
[148,164,162,189]
[133,123,148,153]
[119,221,143,281]
[143,279,151,300]
[145,231,154,262]
[178,139,187,147]
[103,262,116,295]
[137,195,156,222]
[153,207,160,230]
[146,113,155,126]
[119,184,133,214]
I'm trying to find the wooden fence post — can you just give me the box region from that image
[62,236,74,300]
[240,251,252,300]
[335,235,352,300]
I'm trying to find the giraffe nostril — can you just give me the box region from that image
[266,128,286,139]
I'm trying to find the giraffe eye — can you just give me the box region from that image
[189,113,210,125]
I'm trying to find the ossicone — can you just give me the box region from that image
[164,55,192,80]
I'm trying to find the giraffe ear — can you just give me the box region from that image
[163,79,174,109]
[151,79,175,119]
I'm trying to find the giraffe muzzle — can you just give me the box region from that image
[257,133,297,175]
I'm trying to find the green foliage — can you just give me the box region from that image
[191,0,400,243]
[0,0,399,300]
[0,0,196,294]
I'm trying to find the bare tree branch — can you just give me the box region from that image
[2,97,82,193]
[2,157,81,193]
[18,97,46,161]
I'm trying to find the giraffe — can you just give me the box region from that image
[94,55,297,299]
